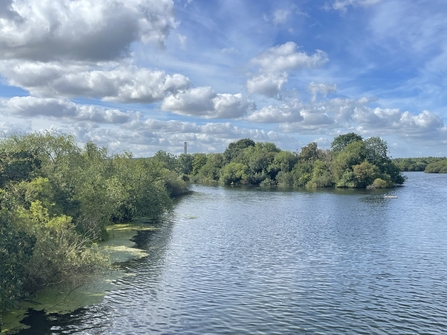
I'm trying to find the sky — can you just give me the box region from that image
[0,0,446,157]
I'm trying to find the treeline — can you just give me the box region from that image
[0,133,188,316]
[424,159,447,173]
[393,157,447,172]
[155,133,405,189]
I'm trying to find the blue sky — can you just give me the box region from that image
[0,0,446,157]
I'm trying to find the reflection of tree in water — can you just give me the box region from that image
[17,305,112,335]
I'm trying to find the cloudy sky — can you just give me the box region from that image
[1,0,446,157]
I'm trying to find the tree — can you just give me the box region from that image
[269,151,298,175]
[192,154,208,175]
[177,154,194,175]
[333,141,367,182]
[196,154,224,182]
[331,132,363,154]
[299,142,320,163]
[364,137,389,167]
[223,138,255,163]
[353,161,380,188]
[220,162,248,185]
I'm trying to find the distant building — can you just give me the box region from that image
[184,142,187,154]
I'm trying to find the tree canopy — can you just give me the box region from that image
[183,133,405,189]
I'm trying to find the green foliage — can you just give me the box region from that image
[424,159,447,173]
[275,171,294,187]
[153,150,178,171]
[364,137,389,167]
[0,150,41,188]
[13,201,107,293]
[333,141,367,181]
[367,178,389,189]
[220,162,248,185]
[306,160,334,188]
[331,132,363,154]
[192,153,208,176]
[393,157,445,171]
[299,142,320,163]
[0,132,189,313]
[0,215,35,311]
[223,138,255,163]
[270,151,298,174]
[194,154,224,183]
[353,161,380,188]
[181,134,405,190]
[177,154,194,175]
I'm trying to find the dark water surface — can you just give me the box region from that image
[16,173,447,334]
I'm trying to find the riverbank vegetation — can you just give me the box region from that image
[393,157,447,172]
[169,133,405,189]
[0,133,188,324]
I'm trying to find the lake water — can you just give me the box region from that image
[14,172,447,334]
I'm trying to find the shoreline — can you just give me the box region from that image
[1,222,154,334]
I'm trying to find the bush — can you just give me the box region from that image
[367,178,389,189]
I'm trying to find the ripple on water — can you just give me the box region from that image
[12,174,447,334]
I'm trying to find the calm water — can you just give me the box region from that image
[16,173,447,334]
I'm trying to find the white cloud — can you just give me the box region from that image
[272,9,290,25]
[53,118,293,156]
[308,82,337,101]
[0,121,32,135]
[1,97,139,124]
[161,87,255,118]
[328,0,383,12]
[0,0,176,61]
[247,100,304,123]
[0,62,190,103]
[249,42,328,74]
[246,73,288,97]
[246,42,328,97]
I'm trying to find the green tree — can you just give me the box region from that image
[223,138,255,163]
[331,132,363,154]
[196,154,224,183]
[299,142,320,163]
[306,159,334,188]
[192,153,208,175]
[364,137,389,167]
[220,162,248,185]
[353,161,380,188]
[177,154,194,175]
[333,140,367,182]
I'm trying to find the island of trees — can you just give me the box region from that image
[0,131,406,325]
[163,132,406,189]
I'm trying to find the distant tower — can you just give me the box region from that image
[184,142,187,154]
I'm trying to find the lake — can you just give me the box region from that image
[13,172,447,334]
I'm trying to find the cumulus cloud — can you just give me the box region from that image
[355,108,447,140]
[1,97,139,124]
[246,42,328,97]
[161,87,255,118]
[53,118,294,156]
[249,42,328,74]
[0,0,176,61]
[0,121,32,135]
[247,100,304,123]
[246,73,288,97]
[0,62,190,103]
